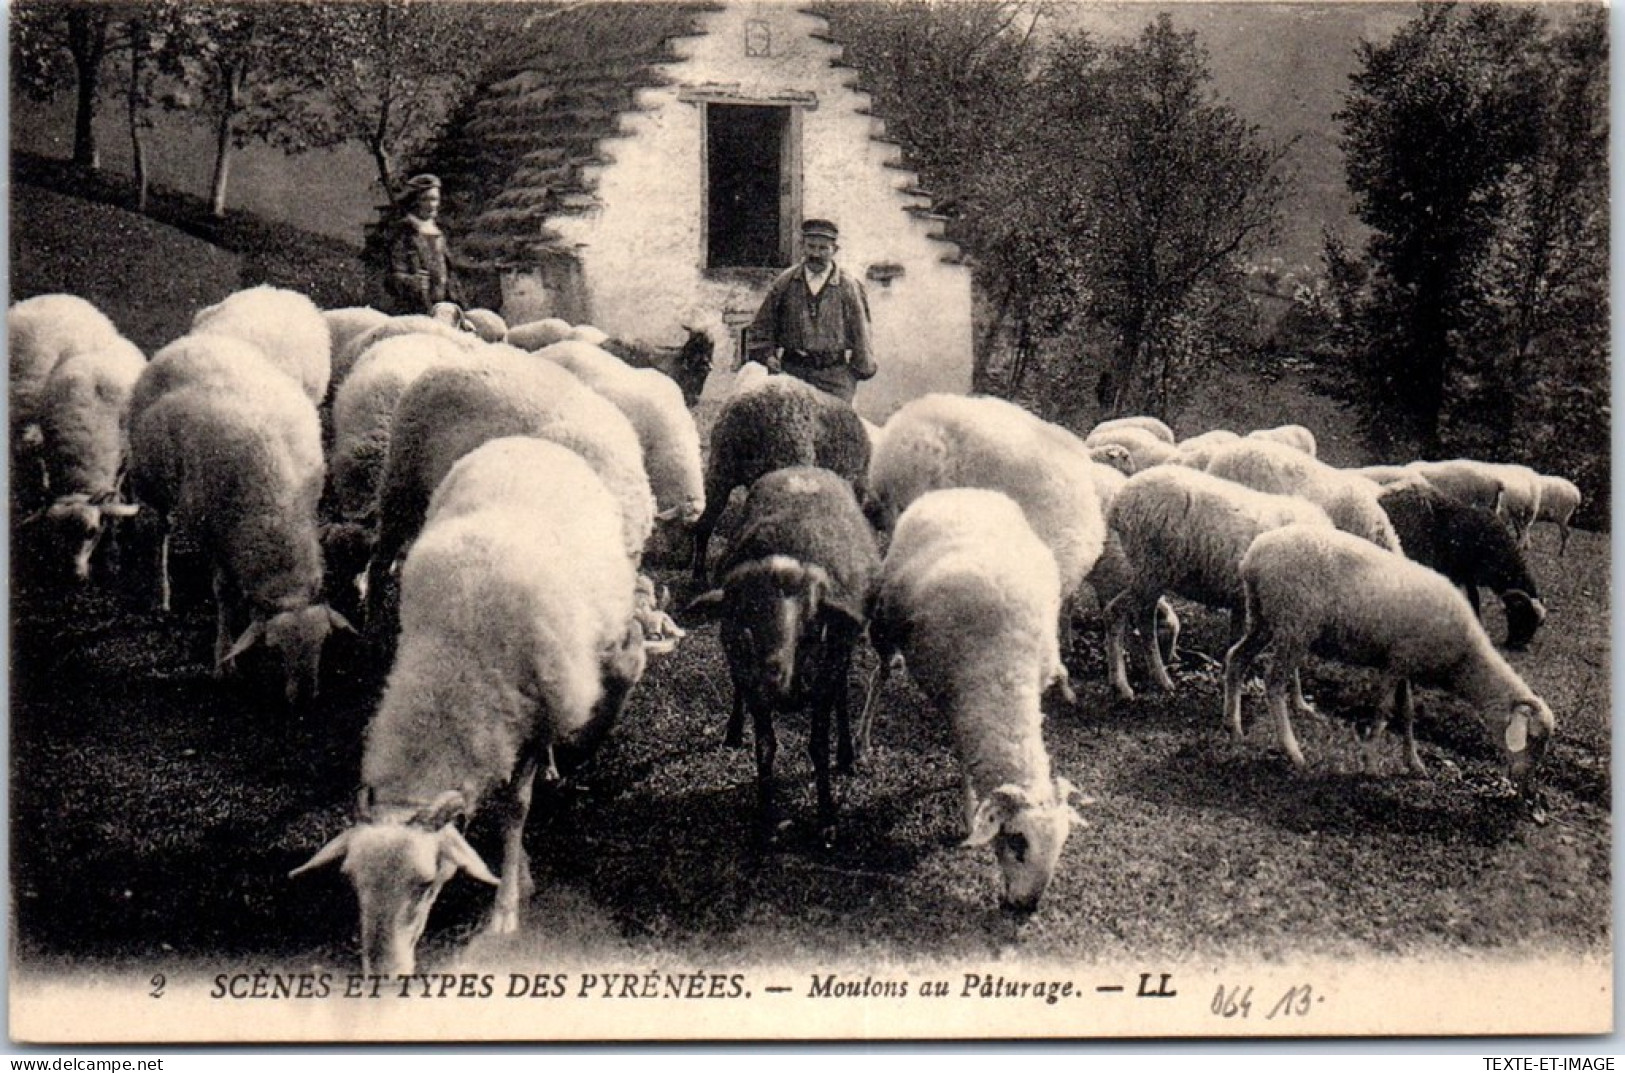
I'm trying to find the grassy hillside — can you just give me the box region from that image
[9,153,372,350]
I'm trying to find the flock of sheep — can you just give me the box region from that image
[9,285,1581,977]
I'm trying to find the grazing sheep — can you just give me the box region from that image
[1404,459,1503,513]
[865,393,1105,606]
[1533,474,1583,556]
[611,326,717,408]
[127,341,349,705]
[1225,523,1554,787]
[1104,466,1332,702]
[503,316,574,351]
[291,437,649,975]
[696,466,879,844]
[1086,415,1175,445]
[10,293,132,427]
[1378,481,1546,650]
[1205,437,1402,552]
[868,487,1087,914]
[1175,429,1241,470]
[1246,423,1318,457]
[189,284,333,405]
[328,332,475,523]
[367,348,653,624]
[331,313,479,391]
[1484,461,1544,545]
[1079,423,1180,473]
[322,307,392,378]
[29,344,148,582]
[1087,441,1135,476]
[691,375,870,583]
[1078,457,1180,664]
[535,339,705,525]
[460,308,508,343]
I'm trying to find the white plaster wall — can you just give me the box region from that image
[506,0,974,422]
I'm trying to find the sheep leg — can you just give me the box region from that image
[1223,621,1273,741]
[1141,595,1176,692]
[211,569,237,678]
[751,700,780,845]
[1264,656,1309,769]
[1103,592,1136,701]
[724,686,746,748]
[1156,597,1181,665]
[1558,522,1570,558]
[1464,582,1483,618]
[1291,672,1317,719]
[158,530,172,613]
[688,484,729,584]
[489,751,540,935]
[855,654,892,763]
[1395,677,1425,775]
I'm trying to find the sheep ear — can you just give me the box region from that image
[802,564,831,616]
[1054,778,1095,827]
[1504,709,1530,754]
[326,607,357,634]
[438,827,500,887]
[221,620,266,666]
[289,829,354,878]
[101,501,141,519]
[962,796,1006,848]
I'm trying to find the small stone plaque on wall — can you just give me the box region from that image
[745,19,771,57]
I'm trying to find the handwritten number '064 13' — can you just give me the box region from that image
[1211,984,1252,1018]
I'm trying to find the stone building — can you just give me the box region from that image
[433,0,974,419]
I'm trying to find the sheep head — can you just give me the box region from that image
[1501,590,1547,651]
[223,604,355,705]
[25,491,140,583]
[1492,697,1556,791]
[963,778,1091,915]
[289,791,498,977]
[719,556,833,705]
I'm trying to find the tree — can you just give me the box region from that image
[11,0,117,169]
[1337,3,1548,453]
[161,2,326,216]
[1060,17,1288,417]
[282,2,500,208]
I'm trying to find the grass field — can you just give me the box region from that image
[7,178,1611,1039]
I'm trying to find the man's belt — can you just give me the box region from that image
[787,348,845,369]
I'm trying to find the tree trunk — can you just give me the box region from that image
[209,68,243,218]
[974,284,1014,394]
[71,55,100,170]
[66,10,106,170]
[127,47,148,212]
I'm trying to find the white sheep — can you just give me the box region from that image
[29,343,149,582]
[1407,458,1542,545]
[291,436,649,975]
[1533,474,1583,556]
[1080,423,1180,473]
[189,284,333,405]
[868,487,1088,914]
[1205,437,1402,552]
[568,323,611,346]
[1225,523,1555,786]
[1246,423,1318,457]
[460,308,508,344]
[321,306,392,381]
[1103,465,1332,702]
[128,338,350,704]
[10,294,134,435]
[1347,463,1416,486]
[503,316,574,351]
[534,339,705,524]
[1174,428,1241,470]
[328,332,475,523]
[330,313,480,392]
[1086,415,1175,445]
[866,393,1106,604]
[367,347,654,623]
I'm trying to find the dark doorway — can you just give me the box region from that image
[707,104,792,269]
